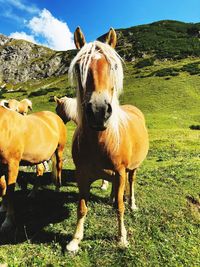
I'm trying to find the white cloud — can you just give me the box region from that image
[7,7,75,51]
[9,31,37,43]
[0,0,39,14]
[28,9,75,51]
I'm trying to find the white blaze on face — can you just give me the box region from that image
[93,52,102,60]
[89,90,112,107]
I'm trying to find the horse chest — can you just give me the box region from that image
[72,134,118,171]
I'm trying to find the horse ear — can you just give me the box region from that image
[54,96,61,104]
[106,28,117,48]
[74,26,86,49]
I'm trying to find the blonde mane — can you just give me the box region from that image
[61,97,78,124]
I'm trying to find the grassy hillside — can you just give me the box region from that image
[115,20,200,60]
[0,58,199,266]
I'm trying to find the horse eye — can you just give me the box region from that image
[111,64,118,71]
[75,63,80,73]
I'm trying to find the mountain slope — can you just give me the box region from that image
[99,20,200,61]
[1,20,200,84]
[0,34,76,83]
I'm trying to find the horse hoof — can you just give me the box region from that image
[118,238,129,249]
[66,240,79,253]
[131,205,139,211]
[118,236,129,249]
[0,221,14,233]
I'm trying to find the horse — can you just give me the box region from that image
[0,106,66,231]
[18,99,32,115]
[0,98,32,115]
[54,96,78,124]
[54,95,109,190]
[0,98,48,196]
[66,27,149,252]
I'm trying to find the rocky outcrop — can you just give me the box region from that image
[0,35,76,84]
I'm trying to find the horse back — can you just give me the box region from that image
[121,104,145,122]
[22,111,66,162]
[117,104,149,170]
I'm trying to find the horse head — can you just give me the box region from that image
[69,27,123,131]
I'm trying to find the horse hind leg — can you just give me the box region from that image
[128,169,138,211]
[67,172,90,252]
[28,163,44,198]
[0,160,19,232]
[52,146,64,191]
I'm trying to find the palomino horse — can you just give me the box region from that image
[0,106,66,231]
[54,96,109,190]
[0,98,32,115]
[54,96,78,124]
[66,27,149,251]
[0,98,48,196]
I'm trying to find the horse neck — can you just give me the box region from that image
[63,98,78,124]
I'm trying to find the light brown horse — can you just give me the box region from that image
[0,106,66,231]
[0,98,48,196]
[66,27,149,252]
[54,96,78,124]
[0,98,32,115]
[54,95,109,190]
[18,99,32,115]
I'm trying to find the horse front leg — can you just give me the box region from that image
[67,172,90,252]
[115,168,128,248]
[55,146,64,191]
[0,160,19,232]
[128,169,138,211]
[0,175,7,213]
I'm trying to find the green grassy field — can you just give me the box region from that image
[0,59,199,266]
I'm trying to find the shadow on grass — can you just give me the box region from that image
[0,169,111,247]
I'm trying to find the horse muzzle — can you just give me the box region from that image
[86,102,112,131]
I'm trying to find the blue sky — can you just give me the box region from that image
[0,0,200,50]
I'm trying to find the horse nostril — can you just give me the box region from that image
[107,103,112,116]
[86,103,93,116]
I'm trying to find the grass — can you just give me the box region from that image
[0,58,200,266]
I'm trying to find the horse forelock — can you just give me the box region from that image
[69,41,124,95]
